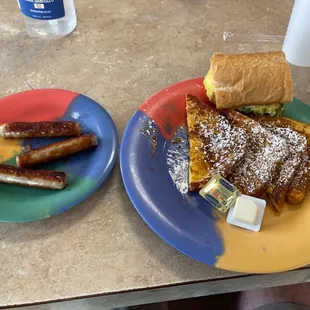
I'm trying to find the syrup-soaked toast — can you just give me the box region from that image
[223,110,289,197]
[253,116,310,142]
[287,150,310,205]
[253,116,310,206]
[264,126,306,212]
[186,95,247,191]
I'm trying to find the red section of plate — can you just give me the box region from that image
[0,89,78,123]
[139,78,210,140]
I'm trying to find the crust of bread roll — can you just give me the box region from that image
[210,51,293,109]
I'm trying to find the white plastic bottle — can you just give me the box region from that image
[17,0,77,39]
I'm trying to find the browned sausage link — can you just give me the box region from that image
[16,135,98,168]
[0,164,66,190]
[0,121,83,139]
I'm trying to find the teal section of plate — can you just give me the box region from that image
[0,178,96,222]
[284,97,310,123]
[0,158,96,222]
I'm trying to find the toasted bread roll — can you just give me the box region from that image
[204,51,293,109]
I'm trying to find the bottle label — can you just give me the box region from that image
[17,0,65,20]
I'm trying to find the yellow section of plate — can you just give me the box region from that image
[216,192,310,273]
[0,137,23,163]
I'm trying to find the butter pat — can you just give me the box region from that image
[226,195,266,232]
[233,196,258,225]
[199,174,241,213]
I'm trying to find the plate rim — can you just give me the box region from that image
[120,77,310,273]
[0,88,119,222]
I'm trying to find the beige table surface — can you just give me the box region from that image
[1,0,310,309]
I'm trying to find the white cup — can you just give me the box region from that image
[283,0,310,67]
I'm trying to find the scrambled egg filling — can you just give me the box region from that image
[203,69,215,102]
[237,103,284,116]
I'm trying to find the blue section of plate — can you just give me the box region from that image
[61,94,119,184]
[21,94,119,182]
[120,110,223,266]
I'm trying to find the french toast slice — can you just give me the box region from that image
[287,150,310,205]
[253,116,310,141]
[223,110,289,197]
[253,116,310,206]
[264,126,306,212]
[186,95,247,191]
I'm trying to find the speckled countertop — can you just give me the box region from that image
[0,0,309,307]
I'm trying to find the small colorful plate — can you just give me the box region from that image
[0,89,118,222]
[120,78,310,273]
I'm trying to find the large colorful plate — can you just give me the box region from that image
[120,78,310,273]
[0,89,118,222]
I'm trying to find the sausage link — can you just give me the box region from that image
[16,135,98,168]
[0,121,83,139]
[0,164,66,190]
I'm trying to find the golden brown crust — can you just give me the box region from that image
[0,121,83,139]
[286,151,309,205]
[253,116,310,144]
[210,51,293,109]
[223,110,289,198]
[16,134,98,168]
[253,115,310,207]
[187,95,211,191]
[267,183,289,213]
[186,95,247,191]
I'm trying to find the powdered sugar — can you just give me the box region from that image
[141,118,156,138]
[229,122,288,196]
[289,151,309,190]
[140,117,158,156]
[166,128,189,195]
[195,110,247,177]
[263,125,307,188]
[267,127,307,154]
